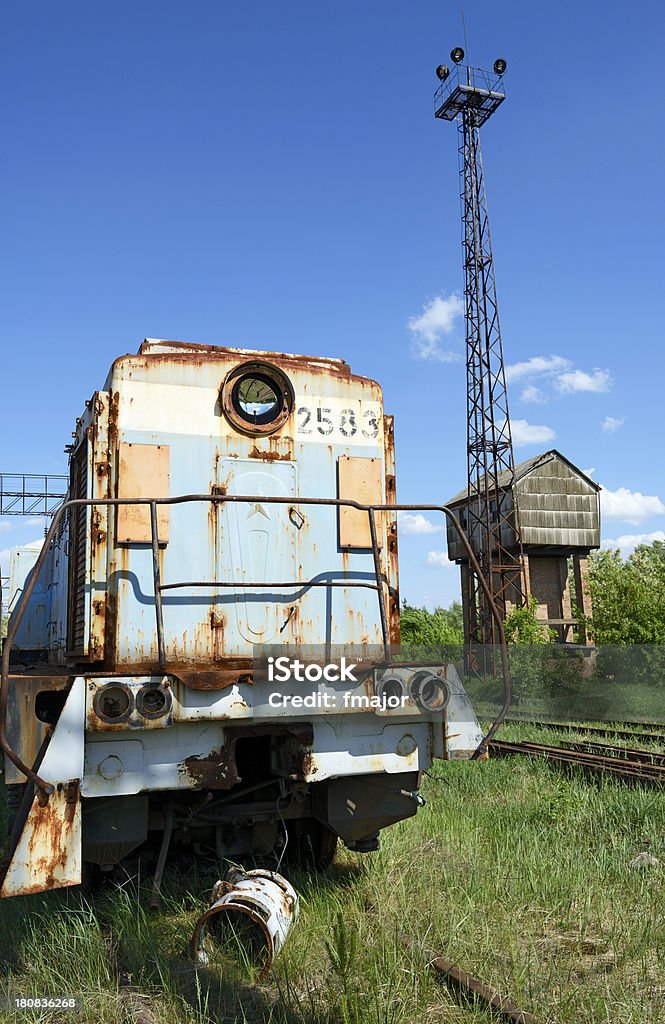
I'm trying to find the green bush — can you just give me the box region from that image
[504,596,556,644]
[399,601,464,645]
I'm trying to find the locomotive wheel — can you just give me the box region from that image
[287,818,338,870]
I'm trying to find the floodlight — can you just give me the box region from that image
[493,58,507,75]
[450,47,465,64]
[436,64,450,81]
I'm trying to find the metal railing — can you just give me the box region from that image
[434,64,506,126]
[0,494,510,796]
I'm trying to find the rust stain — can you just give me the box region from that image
[170,661,255,690]
[300,749,317,778]
[126,343,356,380]
[23,782,78,892]
[248,444,292,462]
[108,391,120,443]
[208,473,223,661]
[103,588,118,668]
[384,415,401,645]
[182,745,239,789]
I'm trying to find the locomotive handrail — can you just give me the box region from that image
[0,493,509,795]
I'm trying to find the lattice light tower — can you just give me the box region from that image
[434,50,526,646]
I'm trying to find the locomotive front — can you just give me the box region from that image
[1,340,485,897]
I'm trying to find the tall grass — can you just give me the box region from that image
[1,739,664,1023]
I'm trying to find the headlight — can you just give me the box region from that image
[93,684,133,723]
[136,682,172,720]
[409,670,450,713]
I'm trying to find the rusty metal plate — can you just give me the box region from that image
[337,456,383,549]
[1,678,85,897]
[0,782,82,897]
[116,442,170,544]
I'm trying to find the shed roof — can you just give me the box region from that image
[446,449,600,507]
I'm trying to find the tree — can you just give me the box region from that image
[581,542,665,645]
[399,601,464,645]
[576,541,665,686]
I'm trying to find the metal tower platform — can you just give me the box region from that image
[434,65,505,127]
[0,474,68,516]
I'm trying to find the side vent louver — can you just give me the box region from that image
[67,442,89,656]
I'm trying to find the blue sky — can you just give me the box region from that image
[1,1,664,608]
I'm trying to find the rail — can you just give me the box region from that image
[1,494,510,796]
[489,739,665,785]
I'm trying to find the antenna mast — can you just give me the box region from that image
[434,52,526,646]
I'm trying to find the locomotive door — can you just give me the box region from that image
[217,458,298,648]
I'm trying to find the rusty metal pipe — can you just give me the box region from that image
[159,579,381,591]
[150,798,174,908]
[190,867,298,979]
[431,957,539,1024]
[1,494,510,792]
[149,501,167,671]
[367,508,391,663]
[444,509,510,756]
[6,727,53,856]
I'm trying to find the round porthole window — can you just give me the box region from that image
[221,362,294,435]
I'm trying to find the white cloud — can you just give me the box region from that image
[397,512,444,535]
[556,368,612,394]
[426,550,455,569]
[408,293,464,362]
[505,355,571,384]
[599,486,665,525]
[601,416,624,434]
[510,419,556,446]
[507,355,614,404]
[583,467,596,478]
[520,383,546,403]
[0,521,13,534]
[601,531,665,559]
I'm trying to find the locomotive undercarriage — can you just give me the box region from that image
[79,765,421,873]
[5,722,422,877]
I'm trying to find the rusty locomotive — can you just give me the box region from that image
[1,340,497,898]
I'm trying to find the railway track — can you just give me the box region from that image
[556,739,665,765]
[503,716,665,745]
[489,739,665,785]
